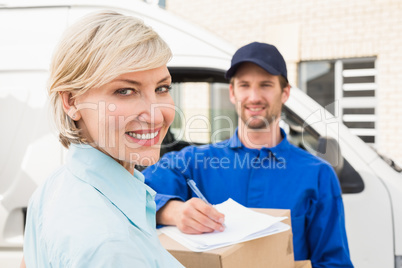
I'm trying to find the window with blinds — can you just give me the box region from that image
[299,58,377,145]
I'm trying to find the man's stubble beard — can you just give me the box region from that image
[238,104,282,130]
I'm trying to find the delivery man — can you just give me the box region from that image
[143,42,354,267]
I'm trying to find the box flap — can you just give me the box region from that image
[294,260,312,268]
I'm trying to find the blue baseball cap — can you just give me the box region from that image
[225,42,288,82]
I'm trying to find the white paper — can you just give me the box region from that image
[160,198,290,252]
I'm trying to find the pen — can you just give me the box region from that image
[186,179,210,205]
[187,179,226,229]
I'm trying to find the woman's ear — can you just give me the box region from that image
[60,92,81,121]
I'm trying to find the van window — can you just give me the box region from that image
[169,81,237,145]
[164,68,236,146]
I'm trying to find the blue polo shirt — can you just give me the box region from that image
[24,144,183,268]
[143,129,353,268]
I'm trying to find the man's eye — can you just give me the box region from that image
[156,85,172,93]
[116,88,134,95]
[262,84,273,87]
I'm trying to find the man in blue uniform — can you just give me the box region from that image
[143,42,353,267]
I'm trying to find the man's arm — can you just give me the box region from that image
[307,164,353,267]
[143,147,225,233]
[157,198,225,234]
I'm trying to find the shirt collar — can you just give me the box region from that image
[228,128,243,148]
[228,128,290,162]
[66,144,155,236]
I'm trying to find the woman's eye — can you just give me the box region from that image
[116,88,135,95]
[156,85,172,93]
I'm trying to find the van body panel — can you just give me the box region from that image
[0,7,69,71]
[370,157,402,255]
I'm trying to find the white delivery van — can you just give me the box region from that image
[0,1,401,268]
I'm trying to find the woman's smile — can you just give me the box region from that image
[125,128,162,146]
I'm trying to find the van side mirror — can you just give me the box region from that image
[316,136,344,176]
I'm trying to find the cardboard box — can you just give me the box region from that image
[294,260,312,268]
[159,209,294,268]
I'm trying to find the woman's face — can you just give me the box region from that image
[74,65,175,172]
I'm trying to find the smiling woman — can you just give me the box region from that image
[22,11,183,267]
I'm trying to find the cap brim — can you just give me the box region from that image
[225,59,282,79]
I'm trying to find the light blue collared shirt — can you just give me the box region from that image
[24,144,183,268]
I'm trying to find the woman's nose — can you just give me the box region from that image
[137,97,164,125]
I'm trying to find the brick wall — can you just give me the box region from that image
[166,0,402,164]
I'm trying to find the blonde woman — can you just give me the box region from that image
[23,11,183,267]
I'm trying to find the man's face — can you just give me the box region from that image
[229,62,290,130]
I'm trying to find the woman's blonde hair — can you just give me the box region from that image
[48,11,172,148]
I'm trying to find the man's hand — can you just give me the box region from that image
[156,198,225,234]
